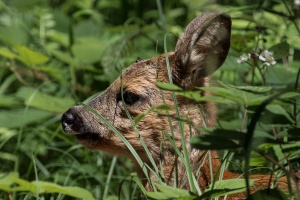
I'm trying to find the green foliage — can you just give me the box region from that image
[0,0,300,199]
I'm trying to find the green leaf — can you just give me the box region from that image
[0,95,21,108]
[269,41,290,60]
[0,108,52,128]
[72,37,106,64]
[155,82,183,91]
[10,177,36,193]
[134,105,171,124]
[49,49,78,66]
[16,87,75,113]
[191,134,242,150]
[250,188,289,200]
[0,172,19,192]
[227,85,272,93]
[15,46,49,66]
[146,184,196,200]
[0,47,17,59]
[0,25,28,45]
[33,181,96,200]
[204,179,257,198]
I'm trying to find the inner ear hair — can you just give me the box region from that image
[173,12,231,89]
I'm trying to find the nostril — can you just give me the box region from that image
[61,108,79,132]
[63,112,76,125]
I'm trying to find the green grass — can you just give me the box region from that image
[0,0,300,199]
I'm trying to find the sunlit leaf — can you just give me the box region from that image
[0,47,17,59]
[0,172,19,191]
[15,46,49,66]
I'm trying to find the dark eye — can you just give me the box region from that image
[117,91,141,105]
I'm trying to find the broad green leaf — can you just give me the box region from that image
[0,108,52,128]
[264,104,294,124]
[0,47,17,59]
[16,87,75,113]
[155,82,183,91]
[227,85,272,93]
[15,46,49,66]
[266,65,297,86]
[249,151,268,166]
[0,172,19,191]
[155,184,191,197]
[146,184,196,199]
[72,37,106,64]
[175,91,202,100]
[269,41,290,59]
[33,181,96,200]
[195,96,236,104]
[0,95,21,108]
[198,86,246,104]
[205,179,257,198]
[0,25,28,45]
[10,177,36,193]
[49,49,77,66]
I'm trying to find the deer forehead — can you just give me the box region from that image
[111,53,174,93]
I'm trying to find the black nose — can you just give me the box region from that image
[61,108,80,133]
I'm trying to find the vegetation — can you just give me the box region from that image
[0,0,300,199]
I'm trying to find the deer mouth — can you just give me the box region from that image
[75,132,100,141]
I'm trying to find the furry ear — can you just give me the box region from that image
[173,12,231,89]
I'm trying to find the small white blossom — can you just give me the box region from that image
[295,0,300,6]
[259,50,276,66]
[237,54,249,64]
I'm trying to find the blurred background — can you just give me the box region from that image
[0,0,299,199]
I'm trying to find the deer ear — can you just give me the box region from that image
[173,12,231,88]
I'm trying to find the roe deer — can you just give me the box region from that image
[61,12,299,199]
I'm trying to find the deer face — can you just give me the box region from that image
[61,12,231,165]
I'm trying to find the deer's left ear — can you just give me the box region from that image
[173,12,231,88]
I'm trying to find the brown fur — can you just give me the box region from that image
[62,12,299,199]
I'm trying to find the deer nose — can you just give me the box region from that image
[61,108,79,133]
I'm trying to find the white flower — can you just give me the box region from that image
[237,54,249,64]
[295,0,300,6]
[259,50,276,66]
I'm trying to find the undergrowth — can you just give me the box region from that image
[0,0,300,199]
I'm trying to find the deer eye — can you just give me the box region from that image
[117,91,141,105]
